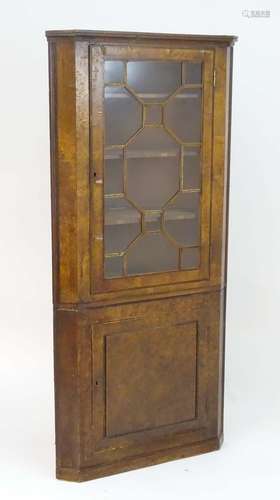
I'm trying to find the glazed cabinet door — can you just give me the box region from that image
[91,45,214,295]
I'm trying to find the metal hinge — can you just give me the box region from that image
[213,69,216,88]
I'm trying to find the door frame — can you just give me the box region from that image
[90,45,214,295]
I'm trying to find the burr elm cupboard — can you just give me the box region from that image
[46,30,237,482]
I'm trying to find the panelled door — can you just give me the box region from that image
[80,291,221,467]
[91,45,214,294]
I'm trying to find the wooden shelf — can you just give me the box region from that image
[105,149,200,161]
[105,209,139,226]
[105,150,179,160]
[105,90,201,99]
[105,92,169,99]
[165,210,196,221]
[126,150,179,159]
[105,209,195,226]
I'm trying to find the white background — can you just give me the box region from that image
[1,1,280,498]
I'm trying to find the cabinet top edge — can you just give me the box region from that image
[45,29,238,45]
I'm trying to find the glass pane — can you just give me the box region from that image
[145,104,162,125]
[183,148,201,190]
[104,61,125,84]
[181,247,200,269]
[104,148,124,194]
[104,197,141,254]
[104,87,142,145]
[127,233,178,275]
[144,211,161,232]
[105,255,123,278]
[126,128,179,210]
[127,61,181,101]
[164,192,200,247]
[165,89,202,143]
[103,57,204,279]
[182,62,202,84]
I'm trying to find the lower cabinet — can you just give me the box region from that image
[54,290,225,481]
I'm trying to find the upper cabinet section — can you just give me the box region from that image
[47,31,236,304]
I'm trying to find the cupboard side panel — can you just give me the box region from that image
[75,41,91,301]
[54,310,81,469]
[207,47,233,438]
[218,46,234,437]
[48,40,59,304]
[210,47,232,285]
[49,40,78,303]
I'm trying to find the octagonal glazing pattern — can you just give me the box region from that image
[103,59,203,278]
[126,128,179,210]
[127,61,181,102]
[163,192,200,247]
[104,197,141,254]
[165,89,202,143]
[127,233,178,275]
[104,87,142,145]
